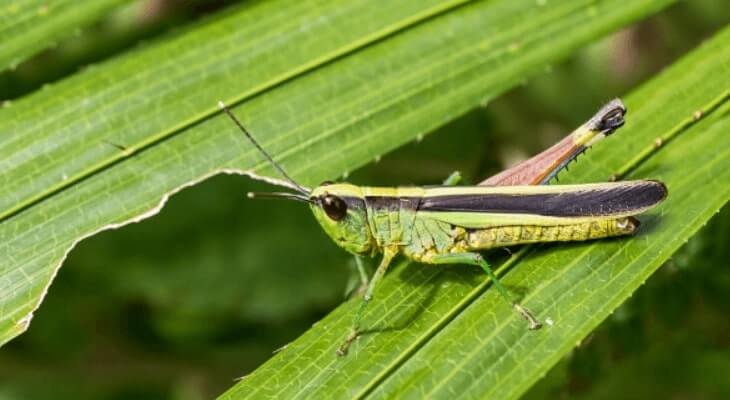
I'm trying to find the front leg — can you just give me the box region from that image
[337,247,398,356]
[344,255,370,298]
[426,252,541,330]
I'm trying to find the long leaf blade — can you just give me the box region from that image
[221,24,729,399]
[0,0,469,220]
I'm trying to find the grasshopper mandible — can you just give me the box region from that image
[218,99,667,356]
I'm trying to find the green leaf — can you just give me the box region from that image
[0,0,677,349]
[0,0,131,71]
[220,25,730,400]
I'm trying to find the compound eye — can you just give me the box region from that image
[321,194,347,221]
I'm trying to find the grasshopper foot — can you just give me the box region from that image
[513,303,542,330]
[336,329,360,357]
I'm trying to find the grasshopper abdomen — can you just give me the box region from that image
[464,217,639,249]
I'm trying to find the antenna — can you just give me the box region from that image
[247,192,312,203]
[218,101,309,195]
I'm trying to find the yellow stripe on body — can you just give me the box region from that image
[361,186,425,197]
[418,211,642,229]
[312,181,650,199]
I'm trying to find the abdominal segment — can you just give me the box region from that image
[465,217,638,250]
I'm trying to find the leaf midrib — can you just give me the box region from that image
[353,246,534,398]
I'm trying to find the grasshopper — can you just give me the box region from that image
[218,99,667,356]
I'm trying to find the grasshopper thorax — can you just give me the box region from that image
[309,183,375,256]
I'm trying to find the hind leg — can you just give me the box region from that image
[426,252,541,330]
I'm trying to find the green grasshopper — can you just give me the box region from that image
[218,99,667,356]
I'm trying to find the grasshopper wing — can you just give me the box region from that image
[416,180,667,228]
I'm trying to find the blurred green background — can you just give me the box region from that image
[1,1,728,399]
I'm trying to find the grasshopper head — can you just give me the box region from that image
[216,102,375,256]
[309,182,375,256]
